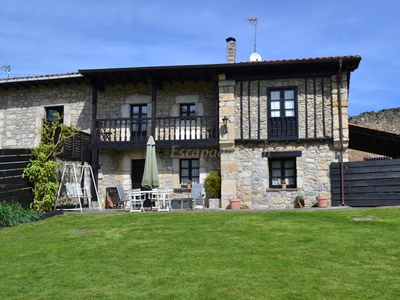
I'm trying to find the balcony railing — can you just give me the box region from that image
[268,117,298,140]
[95,116,218,146]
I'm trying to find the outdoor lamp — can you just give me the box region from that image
[222,116,228,132]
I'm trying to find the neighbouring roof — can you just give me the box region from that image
[0,72,84,90]
[0,55,361,89]
[349,124,400,158]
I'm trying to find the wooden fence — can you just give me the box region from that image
[0,149,33,208]
[330,159,400,206]
[0,131,92,209]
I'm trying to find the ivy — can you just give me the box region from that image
[23,113,79,213]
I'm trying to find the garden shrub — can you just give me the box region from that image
[0,200,42,228]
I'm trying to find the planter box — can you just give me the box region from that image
[208,198,220,209]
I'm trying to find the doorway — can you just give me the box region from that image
[131,159,145,189]
[131,159,152,208]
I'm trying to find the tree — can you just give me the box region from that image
[23,113,79,212]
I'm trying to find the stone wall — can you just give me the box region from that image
[96,80,219,198]
[0,83,91,149]
[235,141,338,209]
[233,77,337,140]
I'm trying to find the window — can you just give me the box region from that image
[180,104,195,117]
[269,157,296,188]
[268,88,297,139]
[45,106,64,123]
[131,105,148,137]
[180,159,199,185]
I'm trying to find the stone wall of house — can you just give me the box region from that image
[97,81,216,118]
[234,141,338,209]
[96,80,219,198]
[0,83,91,149]
[234,77,335,140]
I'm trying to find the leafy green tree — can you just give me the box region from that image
[23,113,79,212]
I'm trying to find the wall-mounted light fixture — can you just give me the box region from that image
[222,116,228,133]
[159,151,164,160]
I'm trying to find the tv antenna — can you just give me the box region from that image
[247,14,262,61]
[1,63,11,78]
[248,14,258,53]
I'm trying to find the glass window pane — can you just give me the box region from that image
[272,170,281,178]
[271,91,280,100]
[285,110,295,117]
[181,170,189,177]
[189,105,195,116]
[271,101,280,110]
[192,160,199,168]
[285,100,294,109]
[181,160,189,168]
[284,90,294,99]
[272,178,280,185]
[285,160,295,168]
[272,161,281,168]
[271,111,280,117]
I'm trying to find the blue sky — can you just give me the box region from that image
[1,0,399,116]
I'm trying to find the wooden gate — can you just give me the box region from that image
[330,159,400,206]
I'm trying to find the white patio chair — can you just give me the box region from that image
[129,189,145,213]
[156,188,173,212]
[191,183,205,210]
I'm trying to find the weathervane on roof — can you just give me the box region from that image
[247,14,262,61]
[1,63,11,78]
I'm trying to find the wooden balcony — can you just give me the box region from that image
[268,117,298,140]
[93,116,219,149]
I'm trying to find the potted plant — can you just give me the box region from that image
[186,180,192,188]
[281,180,287,189]
[294,195,305,208]
[204,171,221,208]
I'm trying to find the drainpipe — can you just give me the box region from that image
[336,59,345,206]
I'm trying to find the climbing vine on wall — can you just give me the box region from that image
[23,113,79,213]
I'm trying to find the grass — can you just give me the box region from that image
[1,208,400,299]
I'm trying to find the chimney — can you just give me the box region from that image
[226,37,236,63]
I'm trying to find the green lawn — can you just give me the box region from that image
[1,208,400,299]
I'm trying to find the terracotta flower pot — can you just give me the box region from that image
[229,197,240,209]
[281,184,287,189]
[316,196,327,208]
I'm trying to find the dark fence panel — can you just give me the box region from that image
[0,149,33,208]
[330,159,400,207]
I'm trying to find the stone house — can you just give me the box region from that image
[0,38,361,208]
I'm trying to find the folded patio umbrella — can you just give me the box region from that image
[141,136,159,188]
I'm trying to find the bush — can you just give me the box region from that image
[0,201,42,227]
[204,171,221,198]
